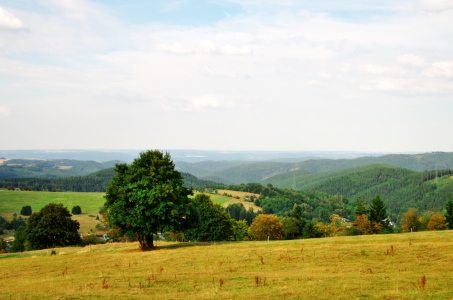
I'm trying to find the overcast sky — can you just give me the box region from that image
[1,0,452,153]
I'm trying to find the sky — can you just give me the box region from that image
[1,0,453,153]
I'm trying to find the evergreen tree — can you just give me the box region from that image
[445,199,453,230]
[355,197,367,216]
[369,195,387,223]
[292,205,306,238]
[368,195,391,233]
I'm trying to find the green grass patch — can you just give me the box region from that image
[0,190,233,233]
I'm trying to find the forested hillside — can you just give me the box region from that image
[263,164,453,216]
[200,162,308,185]
[293,152,453,173]
[0,169,220,192]
[0,159,121,179]
[174,152,453,185]
[174,160,245,177]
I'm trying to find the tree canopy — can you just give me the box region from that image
[184,194,233,242]
[12,203,81,251]
[104,150,193,251]
[248,214,283,240]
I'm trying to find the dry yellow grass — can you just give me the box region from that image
[217,189,261,212]
[217,189,260,199]
[223,198,261,212]
[1,230,453,299]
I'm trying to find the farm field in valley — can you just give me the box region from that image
[0,190,245,233]
[1,230,452,299]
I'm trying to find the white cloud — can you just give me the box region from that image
[189,95,235,111]
[361,79,406,92]
[397,54,426,66]
[361,64,401,75]
[0,105,10,116]
[424,61,453,77]
[0,7,24,29]
[200,66,237,78]
[417,0,453,12]
[197,40,252,55]
[42,0,111,24]
[307,80,323,86]
[99,87,145,103]
[156,43,193,54]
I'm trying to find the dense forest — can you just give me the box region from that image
[224,183,351,222]
[262,164,453,216]
[0,168,220,192]
[175,152,453,185]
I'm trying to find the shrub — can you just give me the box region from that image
[81,234,100,246]
[20,205,32,216]
[71,206,82,215]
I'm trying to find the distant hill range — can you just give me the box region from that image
[0,168,219,192]
[1,151,453,218]
[0,159,121,179]
[175,152,453,185]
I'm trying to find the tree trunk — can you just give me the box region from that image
[138,234,154,251]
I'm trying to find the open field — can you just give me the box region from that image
[0,190,105,215]
[216,189,262,212]
[0,190,106,233]
[1,230,453,299]
[0,190,242,233]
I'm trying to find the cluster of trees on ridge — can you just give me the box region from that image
[4,150,453,254]
[0,170,217,192]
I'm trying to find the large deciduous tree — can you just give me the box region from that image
[13,203,81,251]
[427,213,447,231]
[248,214,283,240]
[400,208,421,232]
[104,150,193,251]
[184,194,233,242]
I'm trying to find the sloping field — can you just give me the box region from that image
[0,190,105,232]
[0,190,239,233]
[216,189,262,211]
[1,231,452,299]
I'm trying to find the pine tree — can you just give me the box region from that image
[445,199,453,230]
[368,195,391,233]
[355,197,367,216]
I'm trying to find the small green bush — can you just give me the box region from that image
[81,234,99,246]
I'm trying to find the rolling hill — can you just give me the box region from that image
[200,162,309,185]
[262,164,453,216]
[175,152,453,185]
[0,159,121,179]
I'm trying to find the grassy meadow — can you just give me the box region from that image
[1,230,453,299]
[0,190,239,233]
[0,190,106,233]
